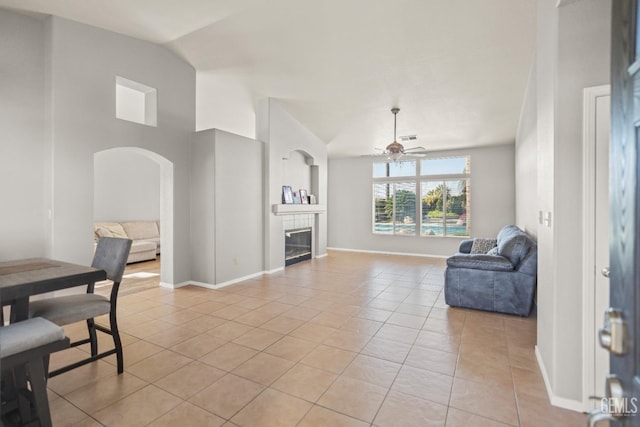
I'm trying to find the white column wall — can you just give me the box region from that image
[190,131,216,284]
[517,0,611,406]
[0,10,47,260]
[515,62,538,238]
[552,0,611,401]
[257,99,328,271]
[46,16,195,285]
[190,129,264,286]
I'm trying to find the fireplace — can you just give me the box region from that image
[285,227,312,266]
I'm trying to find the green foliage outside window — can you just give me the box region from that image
[421,181,467,218]
[385,189,416,221]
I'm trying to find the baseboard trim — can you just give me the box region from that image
[535,345,586,413]
[191,280,223,289]
[315,253,328,259]
[215,271,265,288]
[159,281,177,289]
[168,280,202,289]
[327,247,448,259]
[171,271,266,290]
[265,267,284,275]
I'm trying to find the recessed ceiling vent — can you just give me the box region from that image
[399,135,417,142]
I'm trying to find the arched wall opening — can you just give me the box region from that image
[93,147,174,286]
[282,150,313,193]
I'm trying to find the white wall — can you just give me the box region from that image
[94,149,160,222]
[190,132,216,284]
[257,99,328,271]
[44,16,195,285]
[328,145,516,257]
[282,150,312,197]
[534,0,558,399]
[190,129,264,285]
[0,10,47,260]
[553,0,611,402]
[214,130,263,283]
[517,0,611,407]
[195,71,255,138]
[515,62,538,238]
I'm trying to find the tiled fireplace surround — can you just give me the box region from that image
[282,214,314,232]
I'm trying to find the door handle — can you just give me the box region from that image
[588,375,627,425]
[586,408,616,426]
[599,308,628,355]
[601,267,610,278]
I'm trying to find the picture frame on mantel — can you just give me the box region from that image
[299,189,308,204]
[282,186,294,204]
[292,191,300,204]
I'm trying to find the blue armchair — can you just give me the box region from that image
[444,225,537,316]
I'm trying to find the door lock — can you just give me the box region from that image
[598,308,627,355]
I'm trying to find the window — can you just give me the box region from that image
[373,181,416,235]
[420,156,470,237]
[373,161,416,178]
[372,156,470,237]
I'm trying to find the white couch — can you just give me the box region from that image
[94,221,160,264]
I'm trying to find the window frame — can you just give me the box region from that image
[372,156,471,238]
[372,180,418,236]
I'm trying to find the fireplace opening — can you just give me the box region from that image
[285,227,312,266]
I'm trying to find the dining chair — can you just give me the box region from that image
[1,317,70,427]
[28,237,132,377]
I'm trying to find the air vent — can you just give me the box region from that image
[399,135,417,142]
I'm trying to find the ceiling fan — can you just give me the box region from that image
[375,107,429,160]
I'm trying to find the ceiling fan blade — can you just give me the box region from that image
[403,146,427,152]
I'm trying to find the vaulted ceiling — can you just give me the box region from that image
[0,0,536,158]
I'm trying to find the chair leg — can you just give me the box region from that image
[12,367,32,424]
[110,310,124,374]
[86,318,98,357]
[1,368,30,424]
[25,359,53,427]
[43,354,50,379]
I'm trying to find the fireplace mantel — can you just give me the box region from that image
[272,204,327,215]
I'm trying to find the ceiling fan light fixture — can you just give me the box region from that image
[387,151,403,161]
[385,140,404,154]
[385,107,405,161]
[368,107,425,161]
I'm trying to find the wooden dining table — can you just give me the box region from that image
[0,257,106,323]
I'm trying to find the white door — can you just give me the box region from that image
[593,91,611,399]
[583,85,611,408]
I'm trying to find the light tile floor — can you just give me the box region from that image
[47,251,587,426]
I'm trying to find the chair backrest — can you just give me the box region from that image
[91,237,132,283]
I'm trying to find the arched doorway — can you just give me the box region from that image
[93,147,174,287]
